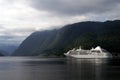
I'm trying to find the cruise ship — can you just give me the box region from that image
[64,46,112,58]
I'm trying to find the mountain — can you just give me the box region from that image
[0,50,8,56]
[12,30,57,56]
[0,45,18,55]
[0,52,4,56]
[12,20,120,56]
[0,53,4,56]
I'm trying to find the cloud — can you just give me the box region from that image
[0,0,120,46]
[30,0,120,16]
[0,24,35,45]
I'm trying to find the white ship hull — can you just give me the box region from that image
[64,54,112,58]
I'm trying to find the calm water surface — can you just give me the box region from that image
[0,57,120,80]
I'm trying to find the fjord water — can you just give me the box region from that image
[0,57,120,80]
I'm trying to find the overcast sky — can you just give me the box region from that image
[0,0,120,46]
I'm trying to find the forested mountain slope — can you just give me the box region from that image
[12,20,120,56]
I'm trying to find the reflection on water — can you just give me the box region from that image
[66,58,120,80]
[0,57,120,80]
[66,58,108,80]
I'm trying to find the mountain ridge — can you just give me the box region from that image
[12,20,120,56]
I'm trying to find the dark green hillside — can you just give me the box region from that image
[12,30,57,56]
[12,20,120,56]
